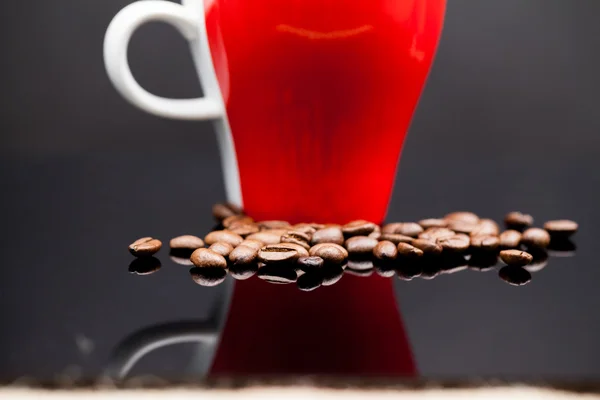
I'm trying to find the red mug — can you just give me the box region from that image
[105,0,446,376]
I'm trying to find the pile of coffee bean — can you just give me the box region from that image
[127,203,578,289]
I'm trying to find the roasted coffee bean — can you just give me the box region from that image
[547,238,577,257]
[258,220,292,230]
[446,220,478,235]
[437,234,470,253]
[379,233,413,244]
[504,211,533,231]
[129,257,161,275]
[418,227,455,241]
[229,263,259,280]
[129,237,162,256]
[204,230,243,247]
[411,239,443,256]
[258,244,300,263]
[281,230,311,250]
[229,245,258,266]
[322,265,344,286]
[239,239,264,251]
[521,228,551,248]
[311,226,345,245]
[345,236,378,255]
[381,222,423,237]
[524,249,549,272]
[246,231,285,245]
[418,218,447,229]
[222,215,253,228]
[499,230,522,249]
[341,220,377,236]
[368,230,382,240]
[345,267,373,277]
[309,243,348,264]
[292,223,318,235]
[190,248,228,269]
[444,211,480,225]
[297,271,323,291]
[208,242,234,257]
[499,249,533,267]
[470,235,500,251]
[212,202,243,221]
[397,242,424,259]
[190,266,227,287]
[169,235,204,250]
[280,242,309,258]
[228,222,260,237]
[347,257,374,271]
[543,220,578,238]
[470,219,500,237]
[373,240,398,260]
[257,264,297,284]
[498,266,531,286]
[297,256,324,273]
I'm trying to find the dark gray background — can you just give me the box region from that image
[1,0,600,380]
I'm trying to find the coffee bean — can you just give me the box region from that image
[258,244,300,263]
[444,211,480,225]
[246,231,285,245]
[169,235,204,250]
[418,218,448,229]
[229,263,259,280]
[292,223,318,235]
[341,220,378,236]
[543,220,578,238]
[368,230,382,240]
[257,264,297,284]
[411,239,443,256]
[212,202,243,221]
[437,234,470,253]
[297,256,324,272]
[470,219,500,237]
[396,242,424,259]
[208,242,234,257]
[373,240,398,260]
[297,271,323,291]
[204,230,243,247]
[345,236,378,255]
[228,222,260,237]
[281,230,311,250]
[381,222,423,237]
[504,211,533,231]
[239,239,264,251]
[222,215,253,228]
[347,257,374,271]
[258,220,292,230]
[470,235,500,251]
[380,232,414,244]
[311,226,344,245]
[229,245,258,266]
[345,267,373,277]
[129,237,162,256]
[279,242,309,258]
[418,227,455,241]
[190,266,227,287]
[499,230,522,248]
[498,266,531,286]
[521,228,551,248]
[309,243,348,264]
[190,248,228,269]
[446,220,478,235]
[499,249,533,267]
[322,265,344,286]
[129,257,161,275]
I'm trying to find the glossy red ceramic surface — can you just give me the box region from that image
[205,0,446,376]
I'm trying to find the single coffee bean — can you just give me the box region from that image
[129,237,162,256]
[321,265,344,286]
[297,271,323,291]
[345,236,379,255]
[278,242,309,258]
[292,223,318,235]
[411,239,443,256]
[543,220,578,238]
[418,227,455,242]
[524,249,548,272]
[246,231,285,245]
[373,240,398,260]
[418,218,447,229]
[169,235,204,250]
[257,264,297,284]
[190,248,228,269]
[208,242,234,257]
[499,249,533,267]
[204,230,243,247]
[498,266,531,286]
[297,256,324,272]
[397,242,424,259]
[341,220,378,236]
[379,233,413,244]
[499,230,522,248]
[239,239,265,251]
[281,230,311,250]
[521,228,551,248]
[258,244,299,263]
[222,215,253,229]
[129,257,161,275]
[504,211,533,231]
[228,222,260,237]
[437,234,470,253]
[444,211,480,225]
[470,235,500,251]
[229,245,259,266]
[446,220,478,235]
[381,222,423,237]
[212,202,243,221]
[309,243,348,264]
[229,263,259,280]
[368,230,382,240]
[311,226,345,245]
[470,219,500,237]
[258,220,292,230]
[190,266,228,287]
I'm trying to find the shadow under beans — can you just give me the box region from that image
[547,238,577,257]
[129,257,162,275]
[498,265,532,286]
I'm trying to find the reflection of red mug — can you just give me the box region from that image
[105,0,445,376]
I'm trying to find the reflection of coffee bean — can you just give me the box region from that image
[468,251,498,271]
[281,230,311,250]
[190,248,228,269]
[347,257,374,271]
[470,219,500,237]
[297,271,323,291]
[521,228,551,249]
[504,211,533,231]
[212,203,243,221]
[543,220,578,238]
[437,234,470,253]
[397,262,422,281]
[418,218,447,229]
[444,211,480,225]
[258,220,292,230]
[419,227,455,242]
[547,238,577,257]
[246,231,284,245]
[129,237,162,256]
[169,250,194,266]
[373,240,398,260]
[257,263,297,284]
[499,249,533,267]
[470,235,500,251]
[311,226,345,245]
[297,256,324,273]
[345,236,378,255]
[229,245,258,265]
[204,230,243,247]
[208,242,234,257]
[498,266,531,286]
[373,260,396,277]
[239,239,264,251]
[382,222,423,237]
[169,235,204,250]
[379,233,413,244]
[322,265,344,286]
[420,260,442,280]
[499,230,522,249]
[341,220,377,237]
[397,242,424,259]
[190,266,227,287]
[129,257,161,275]
[345,268,373,277]
[524,249,549,272]
[229,262,259,280]
[309,243,348,264]
[222,215,253,228]
[440,254,469,274]
[411,239,443,256]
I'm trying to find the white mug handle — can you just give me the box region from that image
[103,0,222,120]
